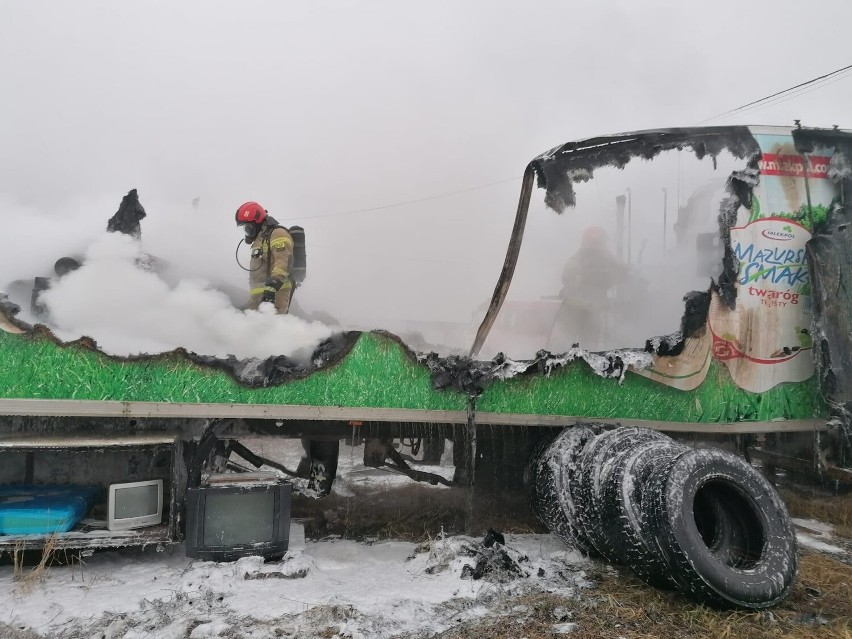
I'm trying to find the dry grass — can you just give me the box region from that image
[292,484,542,542]
[12,535,57,596]
[781,488,852,538]
[432,551,852,639]
[295,479,852,543]
[294,482,852,638]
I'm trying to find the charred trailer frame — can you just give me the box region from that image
[0,125,850,555]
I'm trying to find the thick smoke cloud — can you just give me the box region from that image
[0,194,107,285]
[39,233,332,359]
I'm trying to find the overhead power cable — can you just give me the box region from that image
[288,66,848,224]
[286,176,521,222]
[736,72,852,119]
[700,63,852,123]
[289,66,851,225]
[282,66,852,224]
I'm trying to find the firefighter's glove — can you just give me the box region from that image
[260,278,284,304]
[265,277,284,291]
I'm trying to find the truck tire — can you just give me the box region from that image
[526,433,558,525]
[692,484,744,570]
[601,438,686,587]
[574,426,666,560]
[528,440,568,541]
[646,448,798,609]
[534,425,599,553]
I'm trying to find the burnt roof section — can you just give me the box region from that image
[793,126,852,156]
[531,126,760,213]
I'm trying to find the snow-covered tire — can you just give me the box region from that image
[526,434,557,525]
[599,438,687,587]
[645,448,798,609]
[538,424,601,554]
[573,426,666,561]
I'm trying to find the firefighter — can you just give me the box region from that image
[548,225,628,350]
[237,202,334,491]
[235,201,295,314]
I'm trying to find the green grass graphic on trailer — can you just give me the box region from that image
[0,330,826,423]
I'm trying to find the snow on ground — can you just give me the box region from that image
[1,441,588,638]
[793,518,848,556]
[1,527,589,639]
[3,439,845,638]
[796,532,846,555]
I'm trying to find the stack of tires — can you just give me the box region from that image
[529,425,798,609]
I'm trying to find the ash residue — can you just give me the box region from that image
[536,347,652,383]
[426,343,543,396]
[423,353,498,396]
[646,332,684,357]
[188,331,361,387]
[422,532,532,584]
[461,543,530,583]
[424,345,652,397]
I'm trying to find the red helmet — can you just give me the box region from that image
[235,201,268,225]
[581,225,607,248]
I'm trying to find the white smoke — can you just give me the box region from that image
[39,232,333,359]
[0,192,107,285]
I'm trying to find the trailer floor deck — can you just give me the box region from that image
[0,522,172,551]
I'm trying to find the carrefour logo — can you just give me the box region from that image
[761,225,795,241]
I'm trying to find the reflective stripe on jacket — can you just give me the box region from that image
[247,225,294,313]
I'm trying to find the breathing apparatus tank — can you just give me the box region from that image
[288,226,307,283]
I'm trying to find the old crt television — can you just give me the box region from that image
[107,479,164,531]
[185,474,291,562]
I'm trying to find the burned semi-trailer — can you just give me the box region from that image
[0,125,850,609]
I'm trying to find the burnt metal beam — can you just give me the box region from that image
[469,164,536,357]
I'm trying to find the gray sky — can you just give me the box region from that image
[2,1,851,355]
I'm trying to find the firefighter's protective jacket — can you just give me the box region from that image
[247,225,294,314]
